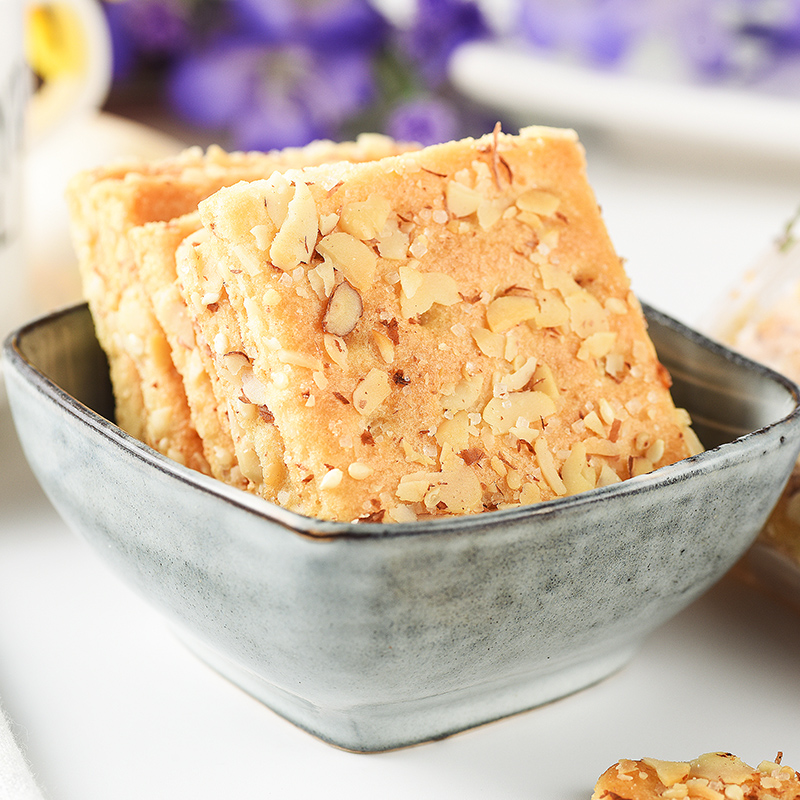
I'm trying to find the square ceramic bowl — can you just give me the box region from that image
[4,302,800,752]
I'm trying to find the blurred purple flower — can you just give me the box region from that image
[385,96,459,144]
[517,0,652,67]
[230,0,390,52]
[167,35,378,151]
[103,0,193,78]
[401,0,490,88]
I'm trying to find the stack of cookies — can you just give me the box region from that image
[67,126,702,522]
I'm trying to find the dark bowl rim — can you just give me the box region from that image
[4,301,800,541]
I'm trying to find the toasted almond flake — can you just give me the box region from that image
[505,356,538,392]
[320,468,344,490]
[577,331,618,360]
[605,296,628,314]
[240,368,270,405]
[311,371,327,389]
[534,437,567,496]
[277,350,324,371]
[339,195,391,240]
[483,391,556,434]
[477,196,511,229]
[566,290,608,338]
[213,332,229,354]
[519,482,541,504]
[597,463,622,486]
[472,327,505,358]
[318,212,339,235]
[486,295,539,333]
[422,466,483,514]
[692,754,754,786]
[400,270,461,318]
[371,329,395,363]
[490,455,506,476]
[516,188,560,216]
[323,281,363,337]
[583,410,606,436]
[352,368,391,416]
[387,504,418,523]
[436,411,470,452]
[532,292,570,329]
[233,243,262,275]
[562,442,594,495]
[221,351,250,376]
[646,438,666,463]
[445,180,482,217]
[251,224,272,251]
[316,231,377,291]
[376,219,410,260]
[323,333,348,369]
[532,363,560,400]
[263,171,292,227]
[269,180,318,271]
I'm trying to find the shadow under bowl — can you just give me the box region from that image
[4,302,800,752]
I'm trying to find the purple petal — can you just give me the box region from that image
[385,97,460,145]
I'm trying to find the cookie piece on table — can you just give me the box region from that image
[592,752,800,800]
[184,125,701,522]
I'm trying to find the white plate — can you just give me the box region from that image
[449,41,800,163]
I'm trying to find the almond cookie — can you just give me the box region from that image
[184,125,702,522]
[592,752,800,800]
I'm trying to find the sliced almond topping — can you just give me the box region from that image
[482,391,556,434]
[578,331,618,361]
[539,262,581,297]
[690,754,753,786]
[533,292,570,329]
[519,482,541,504]
[516,188,560,216]
[240,368,270,406]
[316,231,377,291]
[646,438,666,464]
[323,281,363,337]
[597,463,622,486]
[631,456,654,477]
[486,295,539,333]
[566,291,608,338]
[534,437,566,496]
[422,467,483,514]
[445,180,482,217]
[352,368,391,416]
[262,171,292,228]
[318,212,339,236]
[221,351,250,376]
[477,196,511,230]
[436,410,470,452]
[270,180,318,271]
[399,269,460,318]
[642,760,692,789]
[532,363,560,400]
[276,350,324,371]
[442,374,483,413]
[505,356,538,392]
[471,327,505,358]
[250,224,272,251]
[376,219,410,259]
[562,442,595,495]
[338,196,391,240]
[371,329,395,364]
[323,332,348,369]
[583,410,606,437]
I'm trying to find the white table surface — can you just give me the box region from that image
[1,125,800,800]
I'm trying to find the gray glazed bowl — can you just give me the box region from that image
[4,303,800,752]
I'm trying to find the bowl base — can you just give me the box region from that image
[178,632,637,752]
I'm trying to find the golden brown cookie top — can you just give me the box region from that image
[185,126,700,522]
